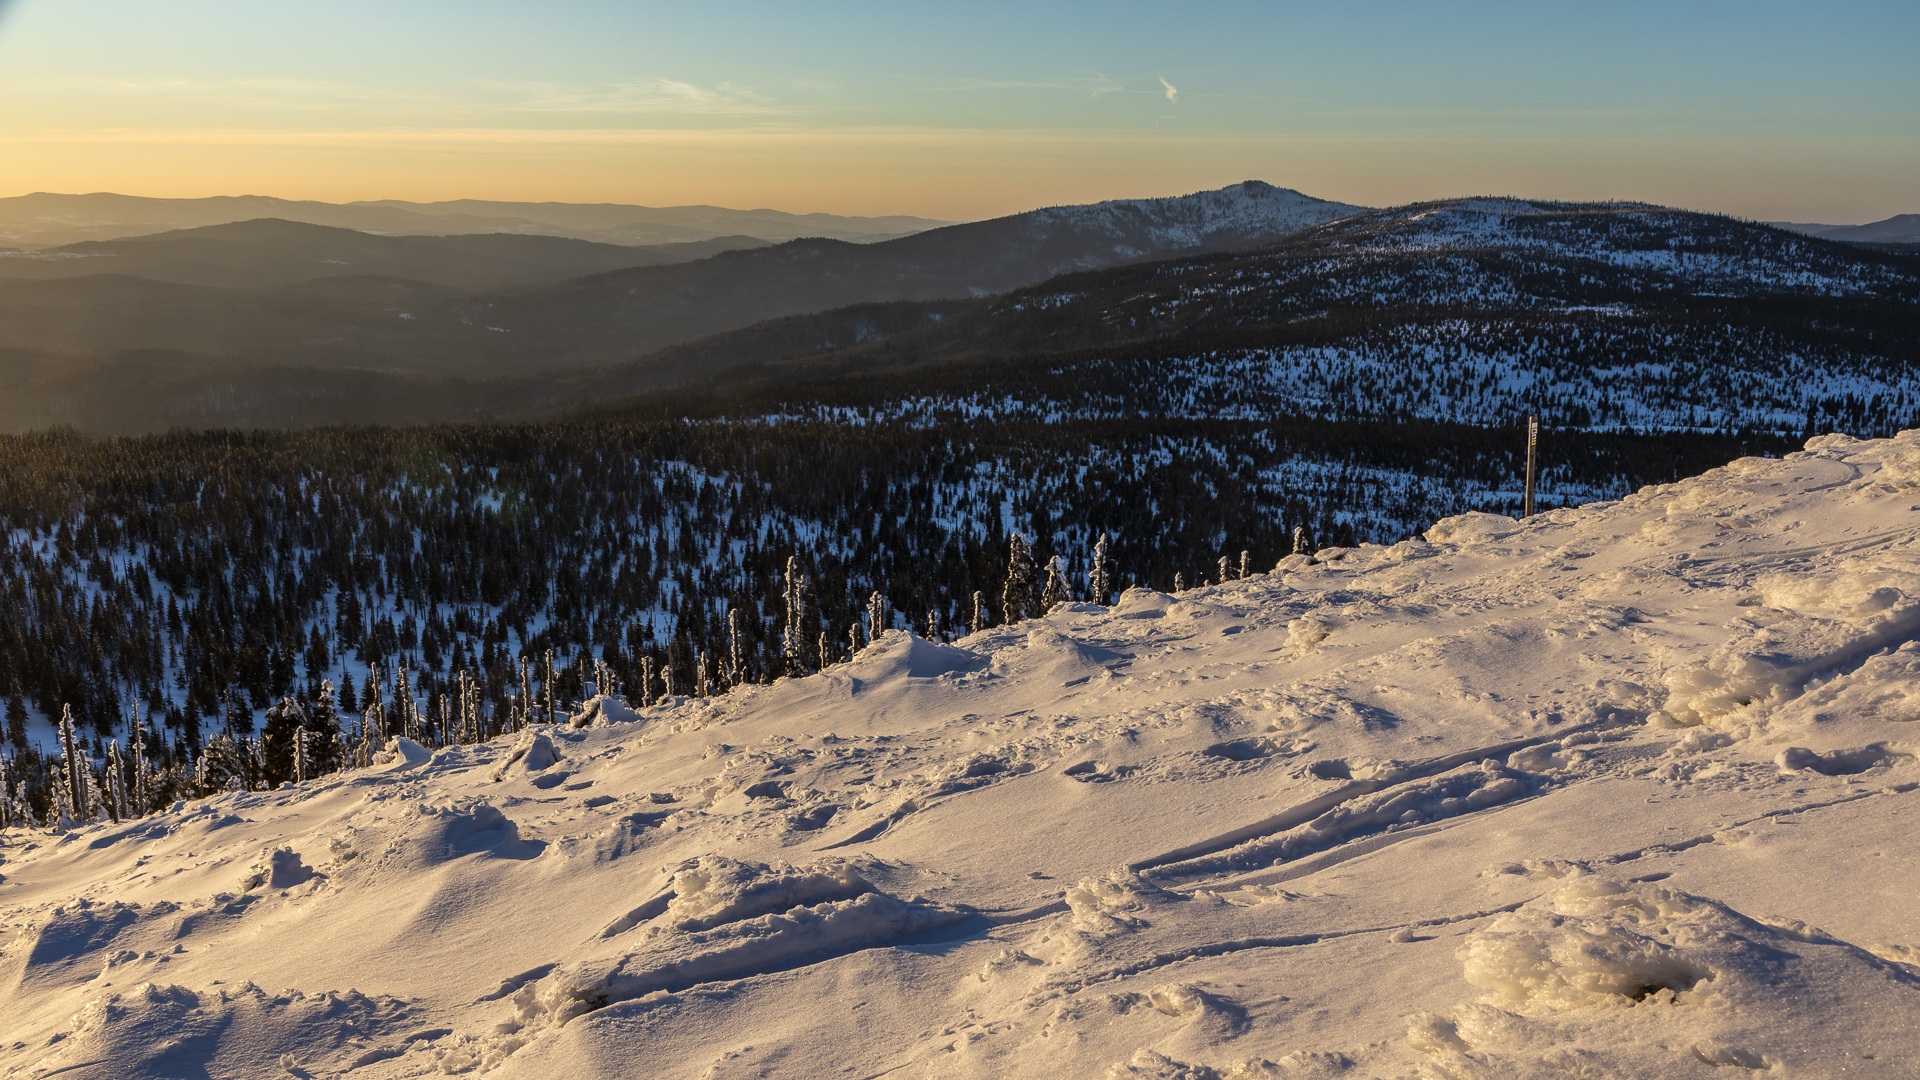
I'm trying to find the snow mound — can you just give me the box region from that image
[239,845,315,892]
[1411,876,1920,1076]
[491,727,561,782]
[501,857,970,1039]
[25,980,411,1080]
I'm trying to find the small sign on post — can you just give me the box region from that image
[1524,415,1539,519]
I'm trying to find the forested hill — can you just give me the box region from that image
[0,412,1791,825]
[570,199,1920,437]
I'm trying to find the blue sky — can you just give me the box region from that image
[0,1,1913,220]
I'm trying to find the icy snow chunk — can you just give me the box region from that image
[1461,877,1711,1009]
[240,846,314,892]
[371,736,431,769]
[490,728,561,782]
[1065,871,1182,934]
[1285,616,1333,653]
[1775,743,1903,775]
[569,694,640,729]
[1424,511,1521,545]
[658,856,875,932]
[1420,875,1920,1074]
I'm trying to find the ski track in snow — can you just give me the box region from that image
[5,432,1920,1077]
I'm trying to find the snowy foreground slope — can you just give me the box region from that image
[5,435,1920,1079]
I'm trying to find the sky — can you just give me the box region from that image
[0,0,1914,223]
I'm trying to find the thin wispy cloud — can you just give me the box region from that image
[1160,77,1179,103]
[491,78,789,117]
[935,75,1125,98]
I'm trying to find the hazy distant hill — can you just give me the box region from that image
[0,192,950,249]
[1767,213,1920,244]
[0,219,769,290]
[344,199,948,247]
[0,181,1369,432]
[4,195,1914,437]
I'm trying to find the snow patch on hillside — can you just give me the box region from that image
[6,431,1920,1076]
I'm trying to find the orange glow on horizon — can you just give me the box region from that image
[2,126,1916,225]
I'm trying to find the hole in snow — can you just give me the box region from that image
[1308,759,1353,780]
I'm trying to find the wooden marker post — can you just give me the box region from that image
[1524,415,1539,518]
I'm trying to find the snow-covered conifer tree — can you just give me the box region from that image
[57,705,87,823]
[781,556,809,677]
[727,608,746,686]
[293,727,311,783]
[311,679,343,773]
[131,708,151,815]
[1291,525,1307,557]
[1239,550,1250,580]
[1088,533,1111,606]
[105,739,126,821]
[1041,557,1069,610]
[541,650,557,726]
[971,591,986,634]
[1174,572,1185,593]
[1001,534,1040,624]
[515,658,532,730]
[867,591,892,643]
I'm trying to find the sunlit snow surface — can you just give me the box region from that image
[5,433,1920,1078]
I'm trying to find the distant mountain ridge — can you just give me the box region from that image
[552,197,1918,436]
[0,218,770,291]
[0,181,1370,418]
[0,192,951,249]
[11,191,1914,436]
[1767,213,1920,245]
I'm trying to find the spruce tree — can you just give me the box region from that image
[4,684,26,752]
[57,704,87,823]
[338,669,358,715]
[1041,557,1069,610]
[781,556,809,677]
[261,696,307,785]
[1088,533,1111,606]
[970,591,986,634]
[1001,534,1040,625]
[727,608,746,686]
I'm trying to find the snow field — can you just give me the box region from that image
[2,431,1919,1077]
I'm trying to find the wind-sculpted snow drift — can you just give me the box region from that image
[5,432,1920,1077]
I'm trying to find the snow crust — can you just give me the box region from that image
[4,432,1920,1077]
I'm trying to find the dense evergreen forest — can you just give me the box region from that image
[0,403,1794,828]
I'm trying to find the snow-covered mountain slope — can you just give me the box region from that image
[6,432,1920,1078]
[724,197,1920,438]
[1023,180,1366,259]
